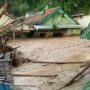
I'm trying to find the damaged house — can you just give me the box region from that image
[24,7,83,37]
[0,12,30,38]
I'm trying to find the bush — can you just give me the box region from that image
[83,80,90,90]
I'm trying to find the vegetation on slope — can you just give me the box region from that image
[0,0,90,16]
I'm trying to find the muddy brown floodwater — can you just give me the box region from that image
[9,36,90,90]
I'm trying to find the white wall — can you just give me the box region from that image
[76,15,90,27]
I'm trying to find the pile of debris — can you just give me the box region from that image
[0,3,23,89]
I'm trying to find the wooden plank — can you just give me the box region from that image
[13,73,57,77]
[30,61,84,64]
[0,1,10,18]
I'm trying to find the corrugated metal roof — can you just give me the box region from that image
[34,25,84,30]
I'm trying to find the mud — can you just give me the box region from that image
[8,36,90,90]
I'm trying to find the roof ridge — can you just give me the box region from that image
[37,7,64,25]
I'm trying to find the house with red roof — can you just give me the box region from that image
[24,7,83,37]
[24,7,57,26]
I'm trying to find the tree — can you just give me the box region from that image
[0,0,90,16]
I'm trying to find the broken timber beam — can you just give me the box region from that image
[0,1,10,18]
[13,74,58,77]
[30,61,84,64]
[0,19,19,34]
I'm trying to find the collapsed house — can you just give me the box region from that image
[0,12,30,38]
[0,12,15,27]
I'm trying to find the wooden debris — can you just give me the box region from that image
[11,55,84,67]
[31,61,84,64]
[58,61,90,90]
[14,85,36,87]
[0,1,10,18]
[12,46,20,50]
[11,51,22,67]
[0,19,18,34]
[13,74,58,77]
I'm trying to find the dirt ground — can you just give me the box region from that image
[9,36,90,90]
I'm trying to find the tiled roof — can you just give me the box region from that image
[24,7,58,25]
[24,15,41,25]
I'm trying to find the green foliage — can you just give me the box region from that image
[19,1,29,15]
[0,0,90,16]
[35,0,90,15]
[83,80,90,90]
[8,0,37,16]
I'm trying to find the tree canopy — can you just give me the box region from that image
[0,0,90,16]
